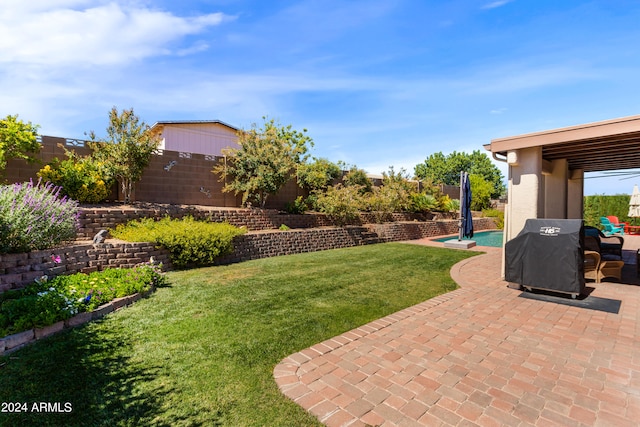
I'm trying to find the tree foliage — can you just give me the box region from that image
[342,166,373,193]
[88,107,159,203]
[0,114,40,176]
[38,145,115,203]
[414,150,505,198]
[583,194,631,228]
[314,184,363,225]
[468,173,493,211]
[213,118,313,208]
[364,167,418,215]
[296,157,341,192]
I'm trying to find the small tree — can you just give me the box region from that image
[468,173,493,211]
[214,118,313,208]
[0,114,40,177]
[414,150,505,198]
[88,107,159,203]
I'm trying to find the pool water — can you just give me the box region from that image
[433,230,504,247]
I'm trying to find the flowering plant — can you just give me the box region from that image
[0,263,168,337]
[0,178,79,253]
[37,147,114,203]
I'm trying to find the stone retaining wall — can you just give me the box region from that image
[76,206,334,238]
[368,218,497,242]
[0,243,171,292]
[76,206,445,239]
[1,216,496,293]
[215,226,379,264]
[215,218,496,265]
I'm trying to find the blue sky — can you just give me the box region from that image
[2,0,640,195]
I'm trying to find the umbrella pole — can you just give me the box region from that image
[459,171,464,241]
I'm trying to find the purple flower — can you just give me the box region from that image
[51,254,61,263]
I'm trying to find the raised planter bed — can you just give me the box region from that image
[0,286,155,355]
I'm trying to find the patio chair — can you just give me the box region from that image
[584,250,600,282]
[583,249,624,283]
[584,226,624,260]
[598,259,625,282]
[607,215,629,233]
[600,217,625,236]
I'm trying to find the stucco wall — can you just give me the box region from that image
[158,122,239,156]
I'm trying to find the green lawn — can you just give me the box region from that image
[0,243,478,426]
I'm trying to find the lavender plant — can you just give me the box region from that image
[0,178,79,253]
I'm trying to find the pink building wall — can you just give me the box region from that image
[151,121,239,156]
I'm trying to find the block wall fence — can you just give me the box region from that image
[4,136,305,210]
[5,136,464,210]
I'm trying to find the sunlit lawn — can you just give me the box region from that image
[0,243,478,426]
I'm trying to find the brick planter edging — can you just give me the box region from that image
[0,287,155,355]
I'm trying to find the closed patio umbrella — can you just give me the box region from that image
[460,172,474,239]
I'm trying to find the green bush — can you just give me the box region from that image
[111,217,247,268]
[284,195,308,214]
[440,195,460,212]
[296,158,341,192]
[482,208,504,229]
[409,193,439,213]
[361,188,395,223]
[583,194,631,228]
[342,167,373,193]
[468,174,493,211]
[315,184,363,225]
[0,179,78,254]
[0,263,167,337]
[37,147,114,203]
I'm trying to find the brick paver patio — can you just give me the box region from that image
[274,235,640,426]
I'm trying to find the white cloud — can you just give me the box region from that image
[481,1,513,10]
[0,1,231,66]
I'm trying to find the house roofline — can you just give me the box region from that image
[150,120,239,131]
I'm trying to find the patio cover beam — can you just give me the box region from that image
[485,115,640,173]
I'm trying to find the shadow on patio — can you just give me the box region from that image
[274,234,640,426]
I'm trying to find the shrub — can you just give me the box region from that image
[482,208,504,229]
[468,174,493,211]
[0,178,79,254]
[410,193,439,213]
[110,217,247,268]
[0,263,167,337]
[440,195,460,212]
[284,196,308,214]
[296,158,341,192]
[38,147,114,203]
[361,187,397,223]
[583,194,631,228]
[342,167,372,193]
[315,184,363,226]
